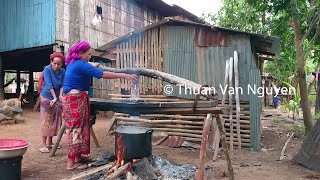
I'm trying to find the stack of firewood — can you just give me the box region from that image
[0,98,25,125]
[69,157,160,180]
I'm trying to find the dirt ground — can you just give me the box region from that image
[1,107,319,180]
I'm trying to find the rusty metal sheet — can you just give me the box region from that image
[194,28,231,47]
[160,136,185,148]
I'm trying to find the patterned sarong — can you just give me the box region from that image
[40,96,62,137]
[62,91,90,159]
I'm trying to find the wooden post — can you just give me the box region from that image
[228,57,234,158]
[28,71,34,93]
[234,51,242,155]
[16,69,21,94]
[196,113,212,180]
[213,59,229,161]
[216,115,234,180]
[50,122,66,157]
[90,127,100,148]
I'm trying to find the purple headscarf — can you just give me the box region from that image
[65,41,91,65]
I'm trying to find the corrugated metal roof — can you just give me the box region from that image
[97,18,280,58]
[131,0,200,22]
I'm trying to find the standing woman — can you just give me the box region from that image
[39,52,65,153]
[62,41,137,170]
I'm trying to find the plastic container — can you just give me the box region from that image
[0,139,30,159]
[0,139,29,150]
[0,156,23,180]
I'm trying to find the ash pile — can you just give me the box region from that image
[84,150,196,180]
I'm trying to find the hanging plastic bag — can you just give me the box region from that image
[91,13,101,26]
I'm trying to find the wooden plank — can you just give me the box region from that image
[151,28,155,93]
[119,43,124,90]
[142,32,147,93]
[159,27,163,93]
[116,44,120,93]
[147,30,151,91]
[128,38,133,93]
[138,34,143,94]
[155,28,159,93]
[124,41,128,90]
[228,57,234,158]
[129,38,133,69]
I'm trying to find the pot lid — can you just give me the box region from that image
[115,126,151,134]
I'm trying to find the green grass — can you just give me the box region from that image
[271,119,305,133]
[271,119,286,128]
[288,124,305,133]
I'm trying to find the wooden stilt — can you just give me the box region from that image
[50,122,65,157]
[90,127,100,148]
[195,113,212,180]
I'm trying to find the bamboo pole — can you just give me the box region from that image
[115,116,204,125]
[225,141,250,147]
[213,59,229,161]
[226,133,251,139]
[164,132,202,138]
[151,128,203,134]
[117,122,204,130]
[141,114,206,119]
[228,57,234,159]
[224,119,250,124]
[226,137,250,143]
[234,51,242,154]
[222,115,250,120]
[225,129,250,134]
[224,123,250,129]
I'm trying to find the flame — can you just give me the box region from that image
[115,134,138,173]
[116,134,125,166]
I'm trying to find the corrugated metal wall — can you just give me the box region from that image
[249,69,262,151]
[163,25,197,99]
[196,34,256,101]
[163,25,258,101]
[0,0,56,52]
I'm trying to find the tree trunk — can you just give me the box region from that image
[316,76,320,117]
[98,65,217,100]
[294,119,320,172]
[291,0,313,132]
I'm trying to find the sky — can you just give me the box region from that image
[162,0,223,17]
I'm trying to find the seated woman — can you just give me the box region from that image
[62,40,137,170]
[39,52,65,153]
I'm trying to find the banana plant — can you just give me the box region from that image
[282,81,301,120]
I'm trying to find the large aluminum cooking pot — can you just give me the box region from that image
[115,126,153,161]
